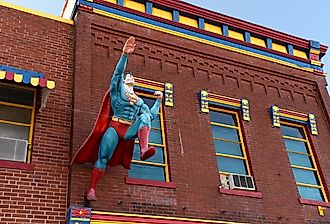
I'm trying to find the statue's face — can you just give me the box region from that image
[124,73,135,86]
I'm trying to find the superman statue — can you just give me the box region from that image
[71,36,163,201]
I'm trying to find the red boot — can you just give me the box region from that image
[138,126,156,161]
[86,168,105,201]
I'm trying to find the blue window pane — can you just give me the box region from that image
[281,125,304,139]
[149,129,162,144]
[298,186,324,202]
[288,152,313,168]
[151,114,161,129]
[211,125,239,142]
[292,168,319,185]
[213,140,242,156]
[210,111,236,126]
[141,97,155,108]
[284,139,308,154]
[128,163,165,181]
[217,156,247,175]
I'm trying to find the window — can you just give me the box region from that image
[281,122,328,202]
[128,92,169,182]
[209,107,251,177]
[0,83,36,163]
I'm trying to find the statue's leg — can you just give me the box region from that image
[124,114,155,161]
[86,127,119,201]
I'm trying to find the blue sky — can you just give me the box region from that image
[3,0,330,91]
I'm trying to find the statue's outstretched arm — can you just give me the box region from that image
[110,36,136,96]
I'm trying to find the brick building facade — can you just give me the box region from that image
[0,0,330,223]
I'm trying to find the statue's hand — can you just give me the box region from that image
[154,91,163,99]
[123,36,136,55]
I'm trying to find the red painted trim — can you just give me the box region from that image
[0,160,35,171]
[299,198,330,207]
[92,0,318,64]
[280,109,308,119]
[125,177,176,189]
[79,4,93,12]
[148,0,328,54]
[92,214,211,224]
[219,188,263,199]
[313,70,325,76]
[209,93,241,104]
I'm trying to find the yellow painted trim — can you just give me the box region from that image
[279,112,308,122]
[47,80,56,90]
[297,182,322,189]
[103,0,116,3]
[293,49,308,59]
[291,165,316,171]
[209,98,241,108]
[14,73,23,83]
[228,30,244,41]
[0,1,74,25]
[213,137,241,145]
[0,101,33,109]
[310,49,320,54]
[0,70,6,79]
[179,15,198,28]
[135,83,163,91]
[132,160,166,167]
[93,9,316,73]
[216,153,245,160]
[272,42,288,54]
[283,135,307,142]
[311,60,322,66]
[92,211,248,224]
[0,119,31,127]
[204,22,222,35]
[124,0,145,13]
[286,150,310,156]
[27,88,36,162]
[250,36,266,47]
[152,7,172,20]
[210,122,239,130]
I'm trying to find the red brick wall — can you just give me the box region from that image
[70,11,330,224]
[0,6,73,224]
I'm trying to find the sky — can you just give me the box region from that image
[2,0,330,92]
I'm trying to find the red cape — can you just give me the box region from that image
[70,90,135,169]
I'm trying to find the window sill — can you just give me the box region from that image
[218,187,263,199]
[299,198,330,207]
[0,160,35,171]
[125,177,176,189]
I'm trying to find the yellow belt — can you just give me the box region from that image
[112,117,133,125]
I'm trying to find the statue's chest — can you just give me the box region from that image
[124,91,139,105]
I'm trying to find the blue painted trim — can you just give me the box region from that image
[309,40,320,50]
[146,2,152,15]
[70,0,80,20]
[266,38,272,49]
[86,0,323,71]
[244,31,250,43]
[209,101,240,110]
[222,25,228,36]
[0,65,44,84]
[198,18,204,29]
[117,0,124,6]
[172,10,179,22]
[288,44,293,55]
